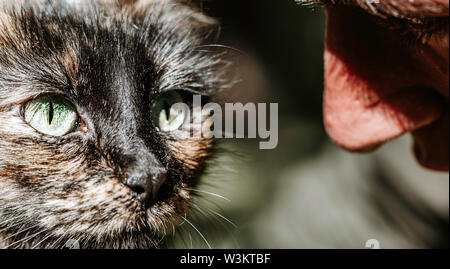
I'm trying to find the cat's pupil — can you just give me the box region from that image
[48,102,54,125]
[163,99,171,120]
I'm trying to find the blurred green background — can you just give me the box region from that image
[166,0,449,249]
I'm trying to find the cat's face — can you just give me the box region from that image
[0,0,229,248]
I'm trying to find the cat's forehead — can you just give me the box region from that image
[0,0,223,103]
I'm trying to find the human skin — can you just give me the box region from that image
[323,0,449,171]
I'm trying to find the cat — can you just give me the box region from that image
[0,0,232,249]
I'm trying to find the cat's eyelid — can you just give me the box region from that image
[23,92,78,109]
[19,87,70,105]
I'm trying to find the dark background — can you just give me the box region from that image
[166,0,449,249]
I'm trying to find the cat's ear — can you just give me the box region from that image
[101,0,217,29]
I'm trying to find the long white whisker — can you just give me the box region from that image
[181,216,211,249]
[195,44,245,55]
[3,229,46,249]
[187,188,231,203]
[2,222,40,242]
[48,233,67,249]
[0,215,23,227]
[188,228,193,249]
[191,204,240,248]
[195,204,237,229]
[0,221,24,234]
[31,232,54,249]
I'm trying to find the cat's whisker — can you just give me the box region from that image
[195,44,245,55]
[191,204,240,248]
[187,188,232,203]
[209,209,238,229]
[31,232,54,249]
[46,228,75,249]
[181,216,211,249]
[48,233,65,249]
[0,223,22,236]
[3,229,46,249]
[175,224,190,249]
[0,215,23,227]
[2,223,27,241]
[180,213,193,249]
[179,212,188,226]
[193,204,237,229]
[1,222,40,242]
[60,234,78,249]
[187,226,193,249]
[13,229,47,249]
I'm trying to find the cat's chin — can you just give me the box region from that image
[66,183,193,249]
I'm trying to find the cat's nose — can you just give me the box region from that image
[124,169,167,206]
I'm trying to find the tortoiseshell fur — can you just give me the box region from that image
[0,0,230,248]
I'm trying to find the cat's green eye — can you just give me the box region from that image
[152,92,186,132]
[22,95,79,137]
